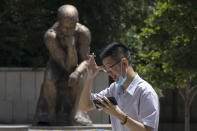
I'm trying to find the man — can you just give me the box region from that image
[34,5,92,125]
[79,42,159,131]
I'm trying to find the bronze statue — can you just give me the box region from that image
[34,5,92,126]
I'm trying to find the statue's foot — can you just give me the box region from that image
[32,117,56,126]
[74,111,92,126]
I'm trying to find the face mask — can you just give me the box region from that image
[118,75,127,87]
[117,61,127,87]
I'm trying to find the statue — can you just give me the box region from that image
[33,5,92,126]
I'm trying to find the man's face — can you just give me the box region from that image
[59,18,76,35]
[102,56,122,82]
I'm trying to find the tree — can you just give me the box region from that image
[137,0,197,130]
[0,0,51,67]
[117,0,164,96]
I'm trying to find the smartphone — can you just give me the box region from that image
[93,96,118,109]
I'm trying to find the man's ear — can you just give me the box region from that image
[122,58,128,67]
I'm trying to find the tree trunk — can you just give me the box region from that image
[179,75,197,131]
[185,85,190,131]
[185,98,190,131]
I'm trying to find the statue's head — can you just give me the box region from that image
[57,5,79,35]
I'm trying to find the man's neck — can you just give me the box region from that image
[122,67,136,90]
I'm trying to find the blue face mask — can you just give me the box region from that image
[117,61,127,87]
[118,75,127,87]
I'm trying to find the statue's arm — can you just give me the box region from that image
[44,30,71,72]
[75,26,91,73]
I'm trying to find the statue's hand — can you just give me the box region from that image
[68,71,80,87]
[63,35,75,47]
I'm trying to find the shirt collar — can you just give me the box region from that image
[125,73,143,96]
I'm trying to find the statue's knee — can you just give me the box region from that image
[68,74,79,86]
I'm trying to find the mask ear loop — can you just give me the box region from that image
[121,59,127,78]
[120,60,122,75]
[125,62,128,77]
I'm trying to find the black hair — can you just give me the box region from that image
[99,42,132,65]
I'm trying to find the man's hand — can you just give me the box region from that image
[96,96,124,120]
[87,53,102,78]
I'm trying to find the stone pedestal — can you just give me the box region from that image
[0,124,112,131]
